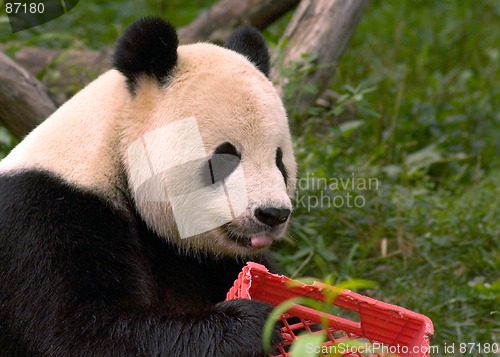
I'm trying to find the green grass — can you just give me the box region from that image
[0,0,498,355]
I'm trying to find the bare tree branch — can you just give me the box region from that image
[0,46,112,105]
[0,52,57,138]
[178,0,299,44]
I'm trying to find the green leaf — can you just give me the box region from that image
[262,297,326,353]
[289,332,326,357]
[338,120,364,138]
[0,127,13,147]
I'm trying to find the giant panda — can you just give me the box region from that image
[0,17,296,357]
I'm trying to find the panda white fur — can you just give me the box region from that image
[0,17,296,356]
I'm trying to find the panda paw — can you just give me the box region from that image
[215,299,282,357]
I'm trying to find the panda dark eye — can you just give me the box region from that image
[214,142,240,157]
[207,142,241,184]
[276,147,288,185]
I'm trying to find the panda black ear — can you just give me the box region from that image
[113,17,178,93]
[224,25,270,77]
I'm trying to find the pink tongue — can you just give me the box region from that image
[250,235,274,248]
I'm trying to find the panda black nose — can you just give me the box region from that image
[255,207,291,227]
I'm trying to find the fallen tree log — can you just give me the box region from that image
[273,0,369,113]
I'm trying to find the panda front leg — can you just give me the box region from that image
[45,299,277,356]
[3,261,278,356]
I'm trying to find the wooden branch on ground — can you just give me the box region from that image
[0,0,298,80]
[0,51,57,138]
[0,0,368,138]
[0,46,112,105]
[9,46,111,80]
[0,0,298,108]
[272,0,370,113]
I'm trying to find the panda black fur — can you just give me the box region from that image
[0,17,296,356]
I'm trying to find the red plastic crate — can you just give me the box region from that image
[226,262,434,357]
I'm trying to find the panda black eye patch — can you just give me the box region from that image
[276,147,288,185]
[203,142,241,185]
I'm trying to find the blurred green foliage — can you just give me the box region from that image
[0,0,498,355]
[0,0,216,48]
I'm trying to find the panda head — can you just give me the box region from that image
[114,17,296,257]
